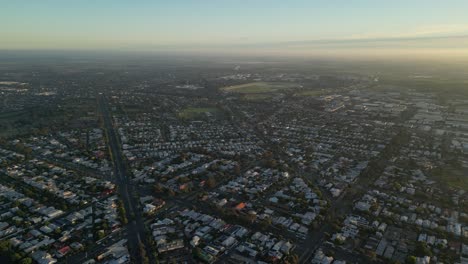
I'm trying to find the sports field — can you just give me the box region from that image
[221,82,298,94]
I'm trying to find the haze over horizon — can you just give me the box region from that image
[2,2,468,264]
[2,0,468,59]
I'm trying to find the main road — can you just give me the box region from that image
[98,95,154,263]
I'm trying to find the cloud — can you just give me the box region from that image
[410,24,468,37]
[349,24,468,40]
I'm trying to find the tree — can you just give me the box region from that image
[206,176,216,188]
[139,242,149,264]
[97,230,106,240]
[263,151,273,160]
[0,240,10,253]
[367,251,377,261]
[23,147,33,159]
[193,247,203,259]
[414,242,432,257]
[263,158,277,168]
[405,256,417,264]
[285,254,299,264]
[259,219,271,230]
[20,258,33,264]
[153,183,164,193]
[11,253,22,262]
[116,200,128,224]
[233,164,241,175]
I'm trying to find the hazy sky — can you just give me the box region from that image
[2,0,468,58]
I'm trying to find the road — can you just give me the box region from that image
[98,95,154,263]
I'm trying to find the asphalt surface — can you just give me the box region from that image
[98,95,154,263]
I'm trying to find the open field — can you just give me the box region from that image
[431,167,468,191]
[381,78,468,99]
[221,82,298,94]
[0,99,94,138]
[177,107,219,119]
[242,93,275,101]
[293,89,327,97]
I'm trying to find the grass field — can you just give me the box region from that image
[242,93,274,101]
[178,107,219,119]
[293,90,326,97]
[432,167,468,191]
[221,82,298,94]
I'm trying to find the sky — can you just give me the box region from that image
[2,0,468,58]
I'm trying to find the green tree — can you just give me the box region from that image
[20,258,33,264]
[97,230,106,240]
[405,256,417,264]
[11,253,22,262]
[414,242,432,257]
[0,240,11,251]
[206,176,216,188]
[139,242,149,264]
